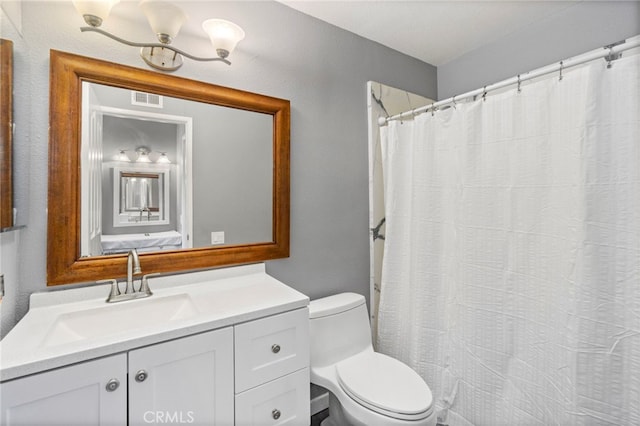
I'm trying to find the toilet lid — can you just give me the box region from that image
[336,352,434,420]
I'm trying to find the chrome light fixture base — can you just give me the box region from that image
[82,14,103,27]
[140,46,183,72]
[80,27,231,72]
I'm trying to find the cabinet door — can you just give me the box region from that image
[235,368,310,426]
[128,327,234,426]
[0,354,127,426]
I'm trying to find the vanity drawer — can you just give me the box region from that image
[235,308,309,392]
[235,368,310,426]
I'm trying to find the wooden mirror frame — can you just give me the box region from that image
[1,39,13,229]
[48,50,290,285]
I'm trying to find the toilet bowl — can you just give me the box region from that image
[309,293,436,426]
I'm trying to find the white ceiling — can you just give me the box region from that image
[278,0,581,66]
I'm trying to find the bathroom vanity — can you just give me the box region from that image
[0,264,310,425]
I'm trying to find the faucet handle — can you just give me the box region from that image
[140,273,160,296]
[98,279,120,302]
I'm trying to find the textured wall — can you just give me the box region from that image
[438,1,640,99]
[0,5,28,339]
[1,1,436,333]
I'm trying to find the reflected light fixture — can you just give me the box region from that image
[135,147,152,163]
[72,0,245,72]
[157,152,171,164]
[117,149,130,162]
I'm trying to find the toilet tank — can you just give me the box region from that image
[309,293,373,368]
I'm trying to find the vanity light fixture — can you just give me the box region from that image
[129,147,171,163]
[72,0,245,72]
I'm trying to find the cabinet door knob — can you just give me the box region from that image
[106,378,120,392]
[135,369,148,382]
[272,409,281,420]
[271,344,281,354]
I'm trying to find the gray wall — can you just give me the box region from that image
[1,1,436,333]
[438,1,640,100]
[0,4,31,338]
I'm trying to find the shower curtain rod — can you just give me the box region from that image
[379,36,640,126]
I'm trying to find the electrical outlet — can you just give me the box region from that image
[210,231,225,245]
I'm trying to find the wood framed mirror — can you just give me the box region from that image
[1,39,13,230]
[48,50,290,285]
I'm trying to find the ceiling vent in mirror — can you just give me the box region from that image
[131,91,163,108]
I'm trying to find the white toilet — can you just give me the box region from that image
[309,292,436,426]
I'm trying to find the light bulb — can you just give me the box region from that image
[136,148,152,163]
[202,19,245,59]
[140,0,188,44]
[157,152,171,164]
[73,0,120,27]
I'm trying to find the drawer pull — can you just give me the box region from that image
[272,409,281,420]
[105,378,120,392]
[135,369,148,382]
[271,344,281,354]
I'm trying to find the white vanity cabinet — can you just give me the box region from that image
[128,327,234,426]
[0,312,310,426]
[1,328,234,426]
[0,354,127,425]
[0,265,311,426]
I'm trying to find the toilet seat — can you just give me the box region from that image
[336,352,434,421]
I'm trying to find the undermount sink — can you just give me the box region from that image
[41,293,198,348]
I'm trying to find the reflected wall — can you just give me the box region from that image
[83,82,273,257]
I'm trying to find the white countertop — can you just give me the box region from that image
[0,264,309,382]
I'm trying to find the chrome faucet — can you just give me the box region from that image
[101,249,158,303]
[126,248,141,294]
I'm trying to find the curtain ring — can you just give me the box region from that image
[452,95,457,110]
[559,61,564,81]
[431,103,436,116]
[482,86,487,102]
[517,75,522,93]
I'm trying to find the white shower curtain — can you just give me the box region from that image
[377,44,639,426]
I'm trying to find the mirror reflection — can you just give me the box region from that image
[118,170,165,224]
[81,82,273,257]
